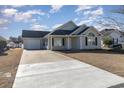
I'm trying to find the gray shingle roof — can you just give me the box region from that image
[22,21,98,37]
[50,21,79,35]
[22,30,50,38]
[51,27,79,35]
[71,24,90,35]
[77,27,90,35]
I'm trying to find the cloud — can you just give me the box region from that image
[25,10,45,15]
[14,10,45,22]
[77,19,93,25]
[30,18,37,23]
[73,18,78,22]
[77,7,103,26]
[75,5,97,13]
[14,12,32,22]
[90,7,103,17]
[10,5,24,8]
[1,8,18,17]
[83,11,90,15]
[75,5,92,12]
[50,5,63,13]
[52,24,62,29]
[82,7,104,23]
[31,23,49,30]
[1,27,8,30]
[0,18,10,27]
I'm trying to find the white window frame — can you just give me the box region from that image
[87,32,96,46]
[53,38,63,47]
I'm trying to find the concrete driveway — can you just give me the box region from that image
[13,50,124,88]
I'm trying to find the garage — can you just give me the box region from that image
[22,30,50,50]
[23,38,41,49]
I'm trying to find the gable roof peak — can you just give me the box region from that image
[79,24,87,27]
[52,20,77,30]
[66,20,76,25]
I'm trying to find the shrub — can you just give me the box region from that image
[0,36,7,53]
[103,37,113,46]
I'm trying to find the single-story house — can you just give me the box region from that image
[100,29,124,45]
[22,21,101,50]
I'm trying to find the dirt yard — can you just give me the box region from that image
[59,49,124,78]
[0,48,23,88]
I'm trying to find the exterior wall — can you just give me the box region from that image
[110,32,124,44]
[47,36,51,50]
[80,27,101,49]
[80,36,101,49]
[42,38,47,49]
[71,37,80,49]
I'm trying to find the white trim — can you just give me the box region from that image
[47,36,50,50]
[67,37,71,49]
[50,36,52,50]
[50,35,81,37]
[80,36,83,49]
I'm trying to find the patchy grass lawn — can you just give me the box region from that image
[0,48,23,88]
[59,49,124,78]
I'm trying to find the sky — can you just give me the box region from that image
[0,5,123,39]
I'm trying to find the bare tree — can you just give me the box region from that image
[92,6,124,31]
[95,16,124,31]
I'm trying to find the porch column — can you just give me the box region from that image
[67,37,71,50]
[80,36,83,49]
[47,36,50,50]
[50,36,53,50]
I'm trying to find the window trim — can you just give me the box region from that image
[53,38,64,47]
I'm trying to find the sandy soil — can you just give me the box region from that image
[0,48,23,88]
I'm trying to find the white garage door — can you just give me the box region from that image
[24,38,41,49]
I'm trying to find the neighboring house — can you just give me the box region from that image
[7,41,22,48]
[7,41,15,48]
[22,21,101,50]
[100,29,124,45]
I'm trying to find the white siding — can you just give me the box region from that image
[80,27,101,49]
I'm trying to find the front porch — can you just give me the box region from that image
[47,35,81,50]
[47,34,101,50]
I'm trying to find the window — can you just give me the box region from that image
[53,38,64,47]
[87,32,97,46]
[85,37,88,46]
[88,37,96,45]
[62,38,64,46]
[88,33,95,37]
[95,37,97,45]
